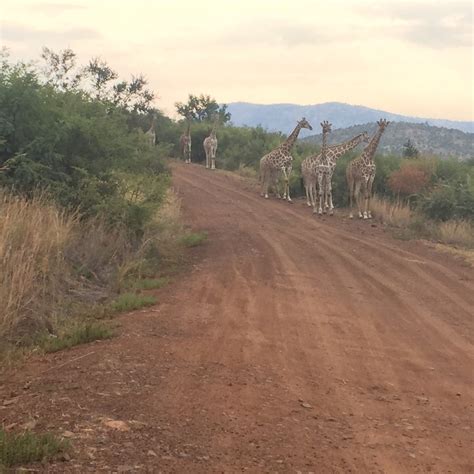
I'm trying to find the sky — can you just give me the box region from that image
[1,0,473,121]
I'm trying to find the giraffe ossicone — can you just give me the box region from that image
[259,117,313,202]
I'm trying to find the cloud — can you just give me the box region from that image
[217,20,332,48]
[357,1,472,48]
[1,22,101,43]
[30,2,87,14]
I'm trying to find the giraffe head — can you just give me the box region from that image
[320,121,332,134]
[298,117,313,131]
[376,119,390,130]
[361,131,370,143]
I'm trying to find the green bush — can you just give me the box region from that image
[0,429,68,467]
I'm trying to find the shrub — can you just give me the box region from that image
[180,231,208,247]
[110,293,157,313]
[0,429,68,468]
[40,322,114,353]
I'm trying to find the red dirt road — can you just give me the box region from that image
[2,162,473,473]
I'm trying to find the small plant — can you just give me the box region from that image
[0,429,68,468]
[110,293,157,313]
[132,277,170,290]
[41,322,114,353]
[180,231,208,248]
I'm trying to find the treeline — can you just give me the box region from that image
[0,49,184,345]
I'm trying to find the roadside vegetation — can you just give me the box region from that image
[0,428,69,468]
[0,49,205,360]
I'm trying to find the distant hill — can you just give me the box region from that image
[302,122,474,159]
[226,102,473,136]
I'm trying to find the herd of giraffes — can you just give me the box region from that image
[146,114,390,220]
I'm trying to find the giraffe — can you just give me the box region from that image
[259,117,313,202]
[145,114,156,147]
[301,131,370,214]
[203,117,218,170]
[179,119,192,164]
[346,119,390,219]
[314,120,332,215]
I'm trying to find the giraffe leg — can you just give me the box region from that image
[367,175,375,218]
[317,174,323,214]
[305,182,311,206]
[211,158,216,170]
[347,171,354,219]
[354,181,363,218]
[362,181,369,219]
[328,179,334,215]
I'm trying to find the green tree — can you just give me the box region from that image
[175,94,231,123]
[403,139,419,158]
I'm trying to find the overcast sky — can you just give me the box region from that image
[1,0,472,120]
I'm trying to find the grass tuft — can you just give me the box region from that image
[180,231,208,248]
[110,293,157,313]
[131,277,170,290]
[0,429,68,467]
[40,322,114,353]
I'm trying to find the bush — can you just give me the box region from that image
[0,429,68,468]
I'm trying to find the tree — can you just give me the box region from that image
[403,139,419,158]
[388,162,429,199]
[82,57,155,112]
[175,94,231,123]
[41,47,83,91]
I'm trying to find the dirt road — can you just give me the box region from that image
[2,162,473,473]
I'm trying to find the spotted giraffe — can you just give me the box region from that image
[346,119,390,219]
[179,119,192,164]
[145,114,156,147]
[302,131,370,214]
[260,118,313,202]
[203,117,218,170]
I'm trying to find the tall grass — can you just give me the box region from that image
[370,195,474,250]
[370,196,413,227]
[0,193,75,339]
[0,188,187,345]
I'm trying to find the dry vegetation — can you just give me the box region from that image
[0,188,193,352]
[370,195,474,251]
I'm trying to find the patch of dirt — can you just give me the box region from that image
[1,162,473,473]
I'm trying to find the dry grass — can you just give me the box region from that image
[433,220,474,249]
[0,193,75,339]
[370,195,474,251]
[370,196,413,227]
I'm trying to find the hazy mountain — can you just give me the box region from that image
[226,102,474,136]
[302,122,474,159]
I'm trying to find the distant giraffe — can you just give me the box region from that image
[145,114,156,147]
[301,131,369,214]
[346,119,390,219]
[179,119,192,164]
[260,118,313,202]
[203,117,218,170]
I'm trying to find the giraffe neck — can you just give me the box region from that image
[329,134,366,161]
[186,121,191,136]
[363,127,384,163]
[320,128,330,164]
[281,122,303,152]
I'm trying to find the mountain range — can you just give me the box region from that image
[227,102,473,134]
[302,122,473,159]
[226,102,473,159]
